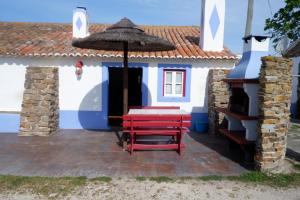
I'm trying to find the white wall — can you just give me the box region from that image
[291,57,300,117]
[0,56,103,112]
[0,62,26,111]
[59,65,102,111]
[200,0,225,51]
[147,59,235,113]
[0,56,235,114]
[292,57,300,105]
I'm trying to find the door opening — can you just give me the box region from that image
[108,67,143,126]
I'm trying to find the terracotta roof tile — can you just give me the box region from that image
[0,22,237,60]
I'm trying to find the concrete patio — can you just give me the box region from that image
[0,130,248,178]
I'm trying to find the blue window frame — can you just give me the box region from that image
[157,64,191,102]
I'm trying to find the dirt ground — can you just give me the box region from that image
[1,178,300,200]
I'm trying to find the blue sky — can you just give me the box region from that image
[0,0,285,54]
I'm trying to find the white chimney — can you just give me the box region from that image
[199,0,225,52]
[73,7,89,38]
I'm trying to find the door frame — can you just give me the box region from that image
[102,62,149,127]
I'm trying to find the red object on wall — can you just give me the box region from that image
[75,60,83,76]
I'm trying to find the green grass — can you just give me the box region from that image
[0,175,87,196]
[133,172,300,186]
[197,175,223,181]
[135,177,147,181]
[290,124,300,130]
[0,171,300,197]
[293,164,300,171]
[197,172,300,187]
[234,172,300,187]
[89,176,112,183]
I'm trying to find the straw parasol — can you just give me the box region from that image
[72,18,175,114]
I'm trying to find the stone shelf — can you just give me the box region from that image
[216,107,258,120]
[223,78,259,88]
[218,128,254,145]
[222,78,259,84]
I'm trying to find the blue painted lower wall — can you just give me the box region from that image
[59,110,109,130]
[291,102,298,118]
[0,113,20,133]
[59,110,207,131]
[0,111,208,132]
[191,113,208,131]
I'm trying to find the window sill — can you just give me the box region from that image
[157,96,190,102]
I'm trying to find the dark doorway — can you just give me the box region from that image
[108,67,143,126]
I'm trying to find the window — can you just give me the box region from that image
[163,70,185,97]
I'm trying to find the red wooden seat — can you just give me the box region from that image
[123,114,191,154]
[128,106,180,110]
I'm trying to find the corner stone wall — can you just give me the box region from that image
[19,67,59,136]
[208,69,230,135]
[255,57,293,172]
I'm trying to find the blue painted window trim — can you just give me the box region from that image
[157,64,191,102]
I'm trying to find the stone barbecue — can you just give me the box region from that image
[214,35,293,172]
[217,35,270,162]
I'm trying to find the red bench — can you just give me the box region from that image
[128,106,180,110]
[123,114,191,154]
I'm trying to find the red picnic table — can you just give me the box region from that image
[122,107,191,154]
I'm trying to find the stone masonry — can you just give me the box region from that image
[19,67,59,136]
[208,69,230,135]
[255,57,293,172]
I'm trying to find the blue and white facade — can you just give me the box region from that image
[0,0,240,132]
[291,57,300,117]
[0,56,236,132]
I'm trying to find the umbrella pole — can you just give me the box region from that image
[122,42,129,150]
[123,42,129,115]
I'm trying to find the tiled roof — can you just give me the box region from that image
[0,22,237,60]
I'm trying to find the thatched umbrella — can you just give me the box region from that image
[72,18,175,114]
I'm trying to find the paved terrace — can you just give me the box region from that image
[0,130,248,178]
[287,121,300,162]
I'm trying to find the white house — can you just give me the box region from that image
[291,57,300,117]
[0,1,238,132]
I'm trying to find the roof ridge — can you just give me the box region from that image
[0,21,71,25]
[0,21,200,28]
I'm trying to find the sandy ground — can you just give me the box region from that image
[1,178,300,200]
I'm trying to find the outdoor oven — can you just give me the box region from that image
[228,88,249,115]
[217,35,270,153]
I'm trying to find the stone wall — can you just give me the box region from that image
[19,67,59,136]
[255,57,293,172]
[207,69,230,135]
